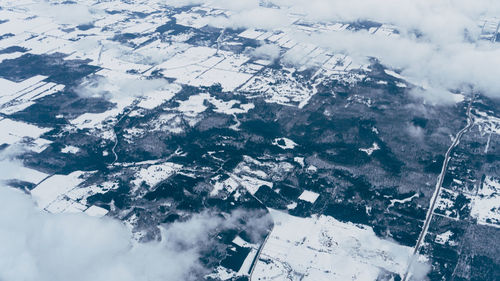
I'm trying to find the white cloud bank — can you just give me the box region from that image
[0,184,271,281]
[21,0,500,103]
[167,0,500,103]
[0,187,202,281]
[75,75,171,100]
[251,43,281,61]
[27,1,99,25]
[303,30,500,102]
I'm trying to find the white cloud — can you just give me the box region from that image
[0,143,271,281]
[170,0,500,42]
[0,144,38,183]
[0,158,28,182]
[0,187,202,281]
[28,1,99,25]
[75,75,171,100]
[207,7,292,29]
[301,29,500,101]
[272,0,499,42]
[170,0,500,103]
[0,185,271,281]
[166,0,260,11]
[165,0,205,8]
[407,123,425,140]
[251,44,281,61]
[409,88,462,106]
[0,147,272,281]
[407,255,432,281]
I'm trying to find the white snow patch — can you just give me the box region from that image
[384,69,405,80]
[471,176,500,227]
[137,84,181,109]
[473,110,500,135]
[294,157,305,167]
[84,205,109,217]
[210,176,239,196]
[273,137,297,149]
[61,145,80,154]
[45,199,87,214]
[0,118,50,145]
[298,190,320,204]
[389,193,419,208]
[252,209,415,281]
[31,171,87,210]
[306,165,318,173]
[232,236,251,248]
[236,174,272,195]
[239,28,264,39]
[131,162,182,190]
[359,142,380,156]
[208,97,255,115]
[435,230,456,246]
[208,266,237,281]
[177,93,210,117]
[239,248,257,275]
[0,75,48,104]
[0,160,49,185]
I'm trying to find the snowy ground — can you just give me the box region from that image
[471,176,500,227]
[251,209,415,281]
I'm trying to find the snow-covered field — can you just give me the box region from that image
[31,171,87,209]
[131,162,182,191]
[297,190,319,204]
[251,209,414,281]
[471,176,500,227]
[0,118,50,147]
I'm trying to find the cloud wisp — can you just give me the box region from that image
[26,1,99,25]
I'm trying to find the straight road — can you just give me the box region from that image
[403,98,474,281]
